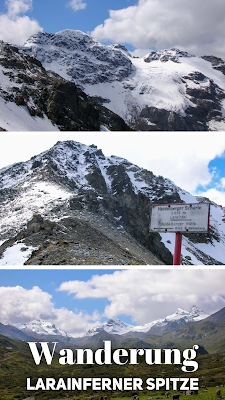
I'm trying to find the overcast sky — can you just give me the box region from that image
[0,269,224,337]
[1,131,225,206]
[0,0,224,57]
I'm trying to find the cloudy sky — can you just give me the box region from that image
[0,0,224,57]
[0,269,225,337]
[1,131,225,206]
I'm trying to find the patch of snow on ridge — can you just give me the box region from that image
[0,180,72,238]
[15,319,68,337]
[0,242,37,265]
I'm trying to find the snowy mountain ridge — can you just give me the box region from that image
[20,29,225,131]
[85,305,208,336]
[0,140,225,265]
[10,306,209,339]
[15,319,68,337]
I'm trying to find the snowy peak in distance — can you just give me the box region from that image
[143,48,194,63]
[85,318,134,337]
[14,319,68,337]
[84,306,209,337]
[189,305,209,321]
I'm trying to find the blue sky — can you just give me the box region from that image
[0,269,225,337]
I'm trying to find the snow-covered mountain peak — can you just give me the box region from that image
[85,318,134,337]
[189,305,209,321]
[23,30,133,86]
[84,305,209,337]
[163,306,208,323]
[20,30,225,130]
[1,140,225,266]
[143,48,194,63]
[14,319,68,337]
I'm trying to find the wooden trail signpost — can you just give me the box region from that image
[149,203,210,265]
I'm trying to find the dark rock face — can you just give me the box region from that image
[0,41,131,131]
[201,55,225,75]
[23,30,133,86]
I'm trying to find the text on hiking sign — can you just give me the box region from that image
[149,203,210,233]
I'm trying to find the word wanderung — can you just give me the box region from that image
[27,341,199,372]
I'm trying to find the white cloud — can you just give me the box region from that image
[220,178,225,188]
[0,0,42,45]
[58,269,225,325]
[197,188,225,207]
[67,0,86,12]
[0,285,100,337]
[91,0,225,58]
[6,0,32,17]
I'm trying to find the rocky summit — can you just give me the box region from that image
[0,30,225,130]
[0,140,225,265]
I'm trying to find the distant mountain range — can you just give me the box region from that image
[2,305,225,354]
[0,140,225,265]
[0,29,225,131]
[84,305,208,337]
[0,305,210,341]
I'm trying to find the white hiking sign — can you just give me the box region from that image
[149,203,210,233]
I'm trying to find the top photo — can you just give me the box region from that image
[0,0,224,131]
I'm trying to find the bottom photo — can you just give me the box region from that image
[0,268,225,400]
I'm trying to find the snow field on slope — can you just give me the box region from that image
[0,242,36,265]
[0,68,59,131]
[0,97,58,131]
[0,181,72,238]
[15,320,68,336]
[84,55,225,123]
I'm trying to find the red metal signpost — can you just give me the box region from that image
[173,232,182,265]
[149,203,210,265]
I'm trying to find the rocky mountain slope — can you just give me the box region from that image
[19,29,225,131]
[0,40,130,131]
[0,140,225,265]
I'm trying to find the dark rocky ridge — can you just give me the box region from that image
[0,41,130,131]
